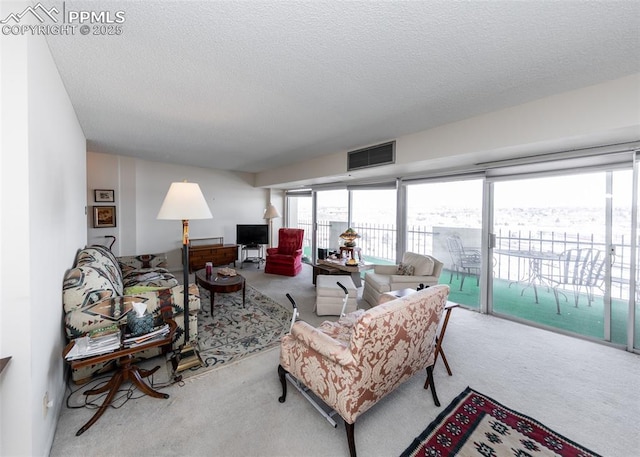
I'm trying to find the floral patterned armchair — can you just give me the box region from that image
[278,284,450,457]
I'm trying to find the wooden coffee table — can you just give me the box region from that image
[195,268,245,314]
[316,258,374,287]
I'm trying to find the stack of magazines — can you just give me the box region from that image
[123,324,170,348]
[65,325,121,361]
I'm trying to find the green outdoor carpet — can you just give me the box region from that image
[443,271,628,345]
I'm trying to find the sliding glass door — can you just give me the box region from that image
[286,192,312,261]
[351,188,397,263]
[611,170,633,346]
[315,189,349,260]
[405,179,484,309]
[491,170,632,344]
[285,149,639,351]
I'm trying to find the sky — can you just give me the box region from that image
[296,169,635,231]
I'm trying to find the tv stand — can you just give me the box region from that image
[240,244,265,269]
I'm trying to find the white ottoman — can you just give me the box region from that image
[315,275,358,316]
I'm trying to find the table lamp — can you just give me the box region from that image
[339,228,360,247]
[158,181,212,372]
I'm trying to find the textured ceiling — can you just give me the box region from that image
[45,1,640,174]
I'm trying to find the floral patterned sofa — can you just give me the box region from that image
[278,284,450,457]
[62,245,200,383]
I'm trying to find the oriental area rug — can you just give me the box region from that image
[400,387,601,457]
[181,284,292,379]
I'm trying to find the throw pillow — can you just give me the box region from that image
[396,263,415,276]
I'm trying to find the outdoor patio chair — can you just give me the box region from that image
[446,234,481,290]
[537,248,605,314]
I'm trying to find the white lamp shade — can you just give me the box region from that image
[157,182,213,220]
[263,203,281,220]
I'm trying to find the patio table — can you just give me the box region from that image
[495,249,561,304]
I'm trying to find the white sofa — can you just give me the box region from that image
[362,252,443,307]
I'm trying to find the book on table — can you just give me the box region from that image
[65,328,122,361]
[65,323,171,360]
[123,324,170,348]
[88,324,119,339]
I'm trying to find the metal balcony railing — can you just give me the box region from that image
[295,220,634,300]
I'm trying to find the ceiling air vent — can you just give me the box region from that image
[347,141,395,171]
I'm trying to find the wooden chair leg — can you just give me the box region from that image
[423,365,440,407]
[439,347,453,376]
[278,365,288,403]
[345,422,357,457]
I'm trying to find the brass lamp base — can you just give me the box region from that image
[171,341,204,373]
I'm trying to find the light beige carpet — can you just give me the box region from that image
[50,263,640,457]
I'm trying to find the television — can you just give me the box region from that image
[236,224,269,246]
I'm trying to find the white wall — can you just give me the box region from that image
[0,16,30,455]
[0,8,86,457]
[396,73,640,166]
[255,73,640,188]
[86,152,122,254]
[87,153,273,270]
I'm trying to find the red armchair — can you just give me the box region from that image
[265,228,305,276]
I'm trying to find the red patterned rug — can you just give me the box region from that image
[400,387,601,457]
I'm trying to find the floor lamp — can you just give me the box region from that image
[158,181,212,372]
[263,203,281,248]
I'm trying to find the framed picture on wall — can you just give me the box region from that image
[94,189,115,202]
[93,206,116,228]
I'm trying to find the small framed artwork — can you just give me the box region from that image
[94,189,115,203]
[93,206,117,228]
